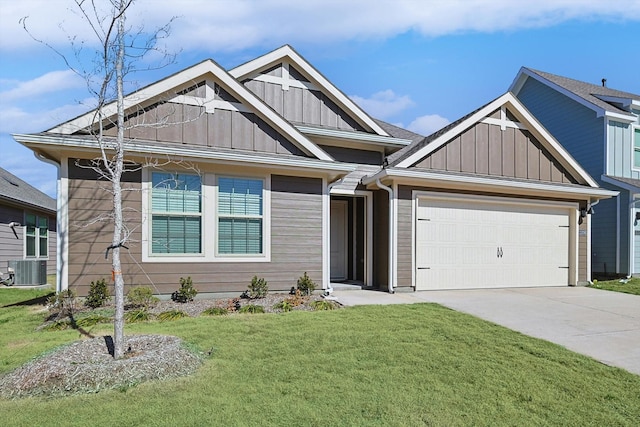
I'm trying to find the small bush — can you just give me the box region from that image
[47,289,78,318]
[285,289,307,307]
[238,304,265,314]
[171,277,198,303]
[157,310,188,321]
[311,300,338,311]
[246,276,268,299]
[126,286,159,308]
[202,307,228,316]
[272,300,293,312]
[296,272,316,296]
[85,278,110,308]
[125,308,152,323]
[75,313,112,327]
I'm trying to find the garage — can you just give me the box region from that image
[415,194,573,290]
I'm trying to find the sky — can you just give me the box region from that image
[1,0,639,198]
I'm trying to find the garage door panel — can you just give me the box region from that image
[416,197,570,290]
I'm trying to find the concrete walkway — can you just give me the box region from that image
[331,287,640,375]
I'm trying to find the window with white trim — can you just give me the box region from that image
[217,177,264,255]
[151,172,202,254]
[25,213,48,258]
[635,127,640,168]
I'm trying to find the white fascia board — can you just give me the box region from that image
[13,134,355,174]
[229,45,390,137]
[296,125,411,147]
[604,110,638,123]
[396,92,600,188]
[395,93,511,169]
[46,59,334,162]
[363,168,619,200]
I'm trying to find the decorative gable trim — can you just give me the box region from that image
[46,59,334,161]
[230,45,390,137]
[395,92,600,188]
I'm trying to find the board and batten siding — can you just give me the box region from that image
[243,64,366,132]
[100,84,306,157]
[413,120,576,184]
[66,162,323,296]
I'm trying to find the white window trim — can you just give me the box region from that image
[142,168,271,263]
[633,124,640,170]
[23,213,49,260]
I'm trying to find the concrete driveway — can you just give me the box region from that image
[332,287,640,375]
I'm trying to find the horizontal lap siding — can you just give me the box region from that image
[0,204,24,270]
[67,167,323,296]
[396,191,413,289]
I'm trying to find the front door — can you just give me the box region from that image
[330,200,348,280]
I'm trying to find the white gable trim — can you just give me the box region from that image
[46,60,333,162]
[395,92,600,188]
[230,45,390,137]
[510,68,637,122]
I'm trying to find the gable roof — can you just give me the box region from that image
[387,92,599,188]
[47,58,333,161]
[510,67,640,122]
[0,167,56,213]
[230,45,390,137]
[373,119,424,144]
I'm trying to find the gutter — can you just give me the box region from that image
[373,178,395,294]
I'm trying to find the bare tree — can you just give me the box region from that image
[23,0,176,359]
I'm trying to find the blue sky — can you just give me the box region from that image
[1,0,639,197]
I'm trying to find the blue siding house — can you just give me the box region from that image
[511,68,640,277]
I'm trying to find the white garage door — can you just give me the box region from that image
[415,196,570,290]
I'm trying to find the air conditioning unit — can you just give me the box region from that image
[8,260,47,285]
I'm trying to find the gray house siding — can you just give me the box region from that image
[0,203,57,277]
[516,77,622,275]
[608,120,639,179]
[66,161,323,296]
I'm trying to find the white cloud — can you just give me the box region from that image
[350,90,414,119]
[2,0,639,53]
[407,114,450,136]
[0,70,84,103]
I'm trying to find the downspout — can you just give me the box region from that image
[375,178,395,293]
[34,152,62,293]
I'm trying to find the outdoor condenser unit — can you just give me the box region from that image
[8,260,47,285]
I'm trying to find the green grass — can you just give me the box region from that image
[1,290,639,426]
[590,277,640,296]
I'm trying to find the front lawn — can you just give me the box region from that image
[589,277,640,296]
[1,288,639,426]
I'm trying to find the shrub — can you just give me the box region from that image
[202,307,228,316]
[238,304,265,314]
[286,289,307,307]
[157,310,188,321]
[125,308,152,323]
[75,313,112,327]
[311,300,338,311]
[297,272,316,296]
[85,278,110,309]
[272,300,293,312]
[246,276,268,299]
[171,277,198,303]
[126,286,159,308]
[47,289,78,318]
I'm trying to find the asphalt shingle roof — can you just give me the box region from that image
[0,167,56,213]
[525,68,640,116]
[373,119,425,144]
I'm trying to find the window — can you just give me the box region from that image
[217,177,263,255]
[151,172,202,254]
[25,213,48,258]
[635,127,640,168]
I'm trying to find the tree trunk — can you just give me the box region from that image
[111,0,127,360]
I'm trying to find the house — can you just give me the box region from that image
[511,69,640,277]
[0,166,57,284]
[13,46,616,295]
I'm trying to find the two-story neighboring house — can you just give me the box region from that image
[511,68,640,277]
